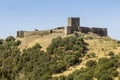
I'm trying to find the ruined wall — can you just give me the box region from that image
[24,30,51,37]
[91,27,107,36]
[65,26,72,35]
[80,27,107,36]
[80,27,92,33]
[17,28,64,38]
[17,30,51,38]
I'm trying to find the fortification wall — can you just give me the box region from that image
[80,27,92,33]
[17,17,108,37]
[91,27,107,36]
[17,28,64,38]
[65,17,108,36]
[17,30,52,38]
[65,26,72,35]
[80,27,107,36]
[24,30,52,37]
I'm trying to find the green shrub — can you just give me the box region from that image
[98,57,108,64]
[0,36,88,80]
[108,51,114,56]
[14,40,21,46]
[86,52,96,58]
[66,74,73,80]
[98,74,113,80]
[117,40,120,44]
[6,36,15,42]
[113,70,119,77]
[32,43,42,49]
[86,60,97,67]
[39,74,51,80]
[0,39,4,45]
[74,31,78,37]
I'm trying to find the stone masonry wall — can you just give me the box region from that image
[80,27,107,36]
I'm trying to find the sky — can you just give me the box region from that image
[0,0,120,40]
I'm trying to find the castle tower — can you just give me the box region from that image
[68,17,80,27]
[17,31,24,38]
[65,17,80,35]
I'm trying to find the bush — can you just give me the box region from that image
[0,39,4,45]
[86,60,97,67]
[111,69,119,77]
[98,74,113,80]
[98,57,108,64]
[6,36,15,42]
[117,40,120,44]
[0,36,88,80]
[86,52,96,58]
[14,40,21,46]
[74,31,78,37]
[66,74,73,80]
[39,74,51,80]
[108,51,114,56]
[73,51,83,58]
[32,43,42,49]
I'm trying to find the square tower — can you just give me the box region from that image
[68,17,80,27]
[68,17,80,33]
[65,17,80,35]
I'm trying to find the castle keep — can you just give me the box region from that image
[65,17,107,36]
[17,17,107,38]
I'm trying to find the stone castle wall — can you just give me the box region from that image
[17,28,64,38]
[17,17,108,38]
[17,30,51,38]
[65,17,108,36]
[80,27,107,36]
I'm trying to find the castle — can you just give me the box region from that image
[65,17,107,36]
[17,17,107,37]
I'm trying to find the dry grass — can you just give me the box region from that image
[17,29,65,51]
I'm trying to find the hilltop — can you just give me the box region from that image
[0,28,120,80]
[17,17,108,52]
[16,28,120,80]
[17,28,65,51]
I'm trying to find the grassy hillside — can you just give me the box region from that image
[52,32,120,80]
[1,30,120,80]
[17,29,65,51]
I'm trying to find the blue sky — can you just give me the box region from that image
[0,0,120,40]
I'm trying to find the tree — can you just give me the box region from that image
[14,40,21,46]
[32,43,42,49]
[6,36,15,42]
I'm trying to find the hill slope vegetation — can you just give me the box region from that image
[0,32,120,80]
